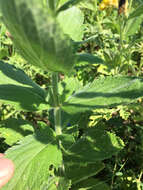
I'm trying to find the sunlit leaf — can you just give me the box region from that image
[0,118,34,145]
[2,127,63,190]
[62,76,143,114]
[63,127,124,162]
[57,6,84,41]
[0,0,75,74]
[0,61,47,111]
[128,3,143,19]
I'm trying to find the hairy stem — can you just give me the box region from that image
[51,73,65,177]
[52,73,62,136]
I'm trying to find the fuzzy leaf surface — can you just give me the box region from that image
[63,127,124,163]
[2,127,63,190]
[0,0,75,74]
[0,118,34,145]
[57,6,84,41]
[62,76,143,114]
[0,61,47,111]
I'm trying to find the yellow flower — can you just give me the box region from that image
[99,0,118,10]
[102,0,110,5]
[99,2,106,10]
[109,0,118,7]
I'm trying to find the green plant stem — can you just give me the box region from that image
[96,14,103,33]
[54,107,62,135]
[137,170,143,190]
[52,72,62,136]
[119,18,123,52]
[51,73,65,177]
[52,73,59,107]
[119,16,124,66]
[128,0,133,15]
[111,156,117,189]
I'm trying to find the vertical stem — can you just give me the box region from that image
[111,156,117,189]
[119,16,124,67]
[52,73,62,136]
[52,73,59,107]
[119,17,123,52]
[137,170,143,190]
[128,0,133,15]
[95,0,103,33]
[51,73,65,177]
[54,107,62,135]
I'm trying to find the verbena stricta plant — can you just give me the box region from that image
[0,0,143,189]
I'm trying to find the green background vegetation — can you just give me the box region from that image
[0,0,143,189]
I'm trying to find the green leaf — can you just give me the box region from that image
[58,0,69,6]
[2,127,63,190]
[71,178,110,190]
[63,127,124,163]
[62,76,143,114]
[59,76,82,103]
[0,0,75,74]
[57,6,84,41]
[76,53,104,65]
[128,3,143,19]
[123,16,143,38]
[79,1,95,11]
[64,162,104,184]
[0,47,8,59]
[0,118,34,145]
[0,61,47,111]
[58,134,76,151]
[48,0,57,12]
[57,0,85,13]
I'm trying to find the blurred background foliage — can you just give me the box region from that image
[0,0,143,189]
